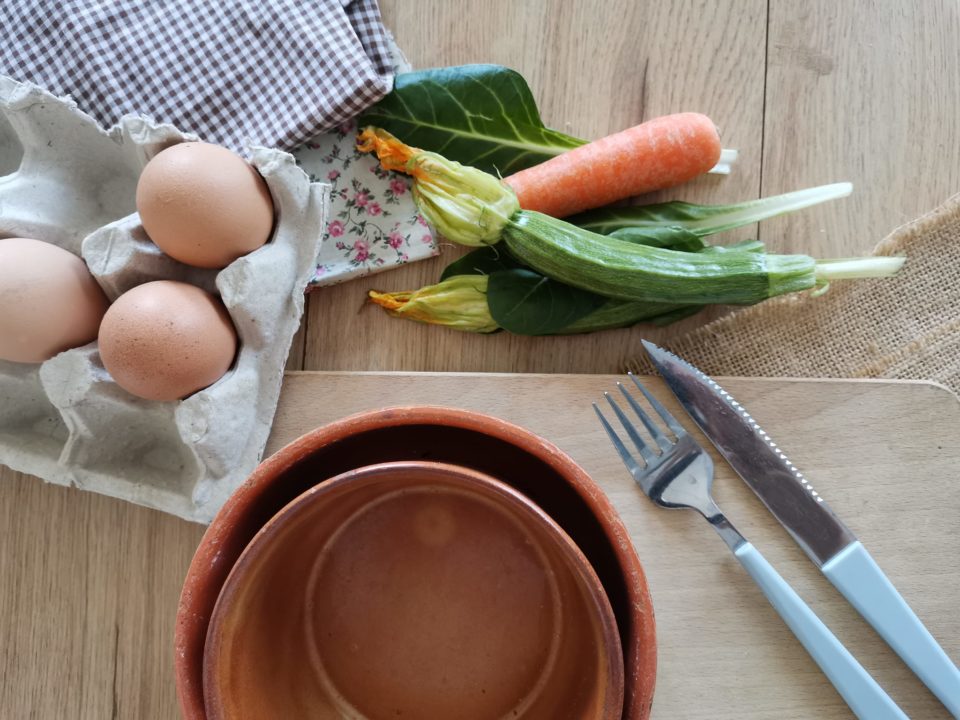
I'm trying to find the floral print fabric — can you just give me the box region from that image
[293,120,438,288]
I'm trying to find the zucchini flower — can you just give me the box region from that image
[357,128,519,246]
[368,274,499,333]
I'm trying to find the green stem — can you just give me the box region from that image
[572,182,853,239]
[682,183,853,235]
[814,256,905,281]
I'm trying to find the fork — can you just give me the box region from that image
[594,375,908,720]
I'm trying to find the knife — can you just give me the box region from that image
[642,340,960,717]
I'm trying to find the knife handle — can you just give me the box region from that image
[823,541,960,716]
[734,542,907,720]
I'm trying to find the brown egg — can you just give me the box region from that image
[0,237,110,363]
[136,142,274,269]
[98,280,237,401]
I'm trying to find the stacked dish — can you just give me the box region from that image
[175,407,658,719]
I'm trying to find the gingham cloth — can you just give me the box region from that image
[0,0,395,151]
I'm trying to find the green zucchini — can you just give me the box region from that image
[558,240,766,333]
[503,210,816,304]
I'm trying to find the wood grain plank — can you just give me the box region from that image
[0,464,204,719]
[283,315,308,372]
[303,0,768,374]
[760,0,960,256]
[2,375,957,718]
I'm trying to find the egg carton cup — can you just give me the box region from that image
[0,74,329,523]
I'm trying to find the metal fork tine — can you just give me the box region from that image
[628,372,687,438]
[617,382,673,452]
[602,392,655,462]
[593,402,644,475]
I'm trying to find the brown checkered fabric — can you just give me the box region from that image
[0,0,394,151]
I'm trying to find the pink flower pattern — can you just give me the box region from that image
[353,239,370,262]
[294,120,439,281]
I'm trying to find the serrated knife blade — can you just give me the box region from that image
[642,341,854,565]
[641,340,960,716]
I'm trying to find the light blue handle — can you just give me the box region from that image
[735,542,907,720]
[823,541,960,717]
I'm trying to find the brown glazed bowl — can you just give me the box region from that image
[203,461,624,720]
[176,407,657,719]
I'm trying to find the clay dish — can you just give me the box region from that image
[176,407,657,719]
[203,461,624,720]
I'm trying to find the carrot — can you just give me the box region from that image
[504,112,721,218]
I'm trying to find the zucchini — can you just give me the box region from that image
[503,211,816,304]
[559,240,766,333]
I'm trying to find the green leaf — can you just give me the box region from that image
[440,246,522,281]
[607,225,708,251]
[572,201,735,235]
[359,65,583,176]
[486,269,606,336]
[557,297,685,334]
[569,183,852,238]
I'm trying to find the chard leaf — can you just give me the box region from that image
[570,182,852,238]
[440,246,522,281]
[557,298,684,334]
[608,225,708,251]
[486,269,606,336]
[359,65,583,176]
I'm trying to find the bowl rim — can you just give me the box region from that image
[176,405,657,720]
[202,459,625,720]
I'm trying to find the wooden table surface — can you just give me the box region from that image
[3,1,960,719]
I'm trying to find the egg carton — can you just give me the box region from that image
[0,74,328,523]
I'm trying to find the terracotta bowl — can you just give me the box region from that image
[203,461,624,720]
[176,407,657,719]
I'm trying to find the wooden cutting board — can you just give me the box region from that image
[1,373,958,719]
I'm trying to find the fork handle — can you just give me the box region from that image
[734,542,908,720]
[823,541,960,716]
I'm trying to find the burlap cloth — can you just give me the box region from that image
[627,193,960,398]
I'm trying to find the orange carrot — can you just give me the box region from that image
[504,112,721,218]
